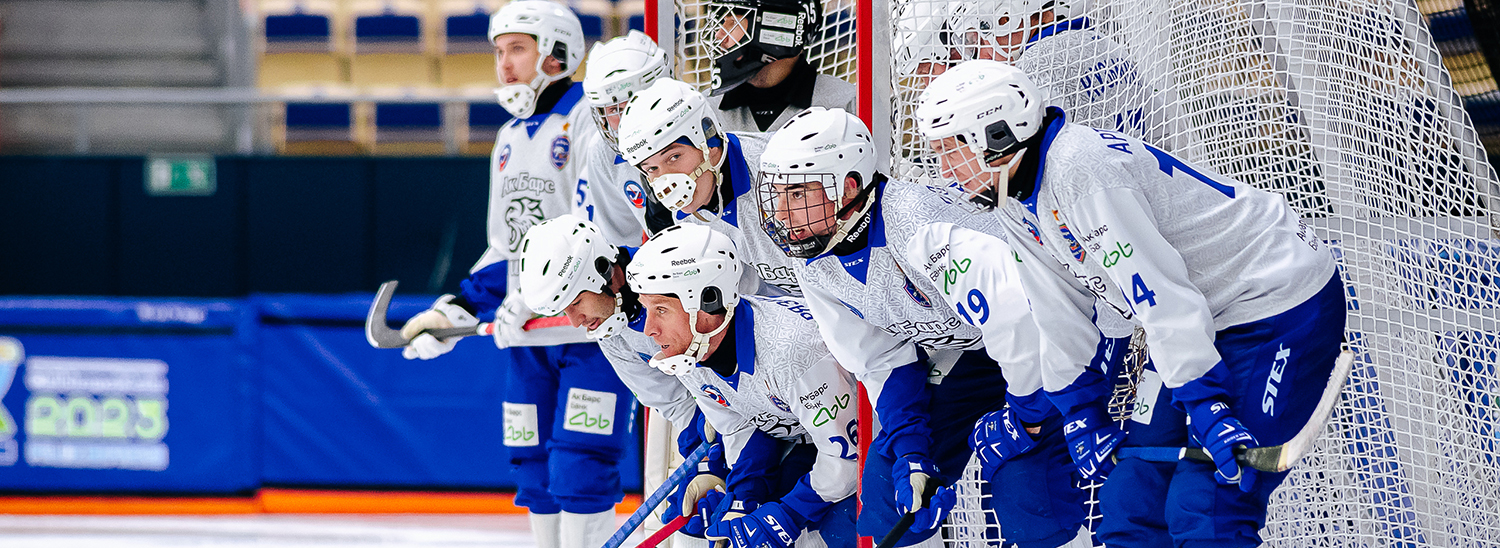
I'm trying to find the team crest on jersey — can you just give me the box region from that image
[505,197,546,252]
[624,180,646,208]
[1054,211,1086,262]
[1021,217,1042,245]
[701,385,731,408]
[497,144,512,171]
[768,394,792,413]
[550,135,570,169]
[903,276,934,308]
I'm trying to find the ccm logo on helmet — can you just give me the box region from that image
[977,105,1007,119]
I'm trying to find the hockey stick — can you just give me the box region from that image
[634,515,689,548]
[602,442,714,548]
[875,478,942,548]
[364,280,571,349]
[1116,350,1354,473]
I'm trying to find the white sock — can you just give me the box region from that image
[560,509,617,548]
[530,512,561,548]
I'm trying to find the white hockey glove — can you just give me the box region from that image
[400,295,477,360]
[491,296,531,350]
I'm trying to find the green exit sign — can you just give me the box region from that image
[145,155,216,196]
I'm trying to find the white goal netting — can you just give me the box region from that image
[662,0,1500,544]
[884,0,1500,546]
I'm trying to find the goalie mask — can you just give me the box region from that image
[583,30,669,156]
[626,224,743,375]
[947,0,1090,62]
[703,0,821,94]
[916,60,1045,211]
[518,215,629,339]
[617,78,727,213]
[758,107,878,259]
[489,0,585,118]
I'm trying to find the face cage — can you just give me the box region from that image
[705,5,758,61]
[591,100,630,156]
[757,172,844,259]
[931,137,1024,213]
[950,14,1035,62]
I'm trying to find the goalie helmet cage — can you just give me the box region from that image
[645,0,1500,545]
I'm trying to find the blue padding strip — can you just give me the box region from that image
[355,13,421,39]
[265,13,330,39]
[0,297,242,328]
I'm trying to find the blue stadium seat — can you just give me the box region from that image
[283,102,360,154]
[628,14,645,32]
[265,10,332,53]
[374,102,445,154]
[466,102,513,154]
[355,11,422,53]
[445,10,491,54]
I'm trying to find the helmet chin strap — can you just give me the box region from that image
[972,148,1026,208]
[585,292,628,340]
[648,306,737,376]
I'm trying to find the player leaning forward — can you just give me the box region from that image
[399,3,632,547]
[757,107,1091,548]
[917,60,1345,547]
[617,78,804,294]
[629,223,860,548]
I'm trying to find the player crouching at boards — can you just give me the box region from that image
[917,60,1345,547]
[756,107,1091,548]
[628,223,860,548]
[518,216,728,548]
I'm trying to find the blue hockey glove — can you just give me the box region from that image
[705,501,804,548]
[969,406,1038,479]
[893,454,955,534]
[1061,405,1125,483]
[1188,400,1260,493]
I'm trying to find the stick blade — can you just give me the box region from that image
[365,281,411,349]
[1273,350,1355,471]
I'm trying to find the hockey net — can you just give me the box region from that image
[885,0,1500,546]
[655,0,1500,544]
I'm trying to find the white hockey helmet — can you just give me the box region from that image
[758,107,878,259]
[625,223,742,375]
[917,60,1045,209]
[489,0,586,118]
[894,2,955,76]
[617,78,727,213]
[517,215,628,339]
[947,0,1090,61]
[583,30,670,154]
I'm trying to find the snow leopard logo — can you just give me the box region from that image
[505,197,545,252]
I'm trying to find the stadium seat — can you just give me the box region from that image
[259,6,346,87]
[281,101,362,155]
[350,9,435,87]
[372,102,446,155]
[440,9,495,87]
[464,102,512,155]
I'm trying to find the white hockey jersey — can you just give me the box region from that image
[473,82,599,347]
[577,141,651,247]
[597,313,698,427]
[675,295,859,517]
[675,132,804,295]
[993,114,1336,393]
[1018,22,1171,148]
[796,180,1037,403]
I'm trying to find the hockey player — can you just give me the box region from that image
[757,107,1091,548]
[944,0,1167,145]
[517,215,735,545]
[627,223,860,548]
[578,30,669,244]
[397,3,633,548]
[702,0,856,131]
[616,78,803,295]
[917,60,1345,547]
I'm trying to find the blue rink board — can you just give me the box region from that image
[0,295,641,494]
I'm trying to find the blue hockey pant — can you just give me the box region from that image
[503,342,635,515]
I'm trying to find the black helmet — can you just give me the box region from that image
[703,0,821,94]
